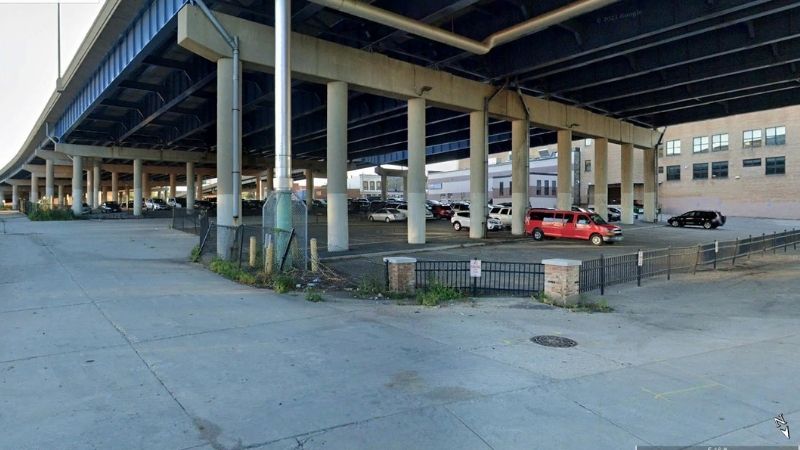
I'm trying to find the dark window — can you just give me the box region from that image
[529,211,554,221]
[765,156,786,175]
[693,163,709,179]
[658,166,664,174]
[544,180,550,196]
[585,160,592,172]
[743,129,762,148]
[765,126,786,145]
[712,133,729,152]
[742,158,761,167]
[711,161,728,178]
[536,180,542,195]
[499,182,504,196]
[666,165,680,181]
[552,180,557,196]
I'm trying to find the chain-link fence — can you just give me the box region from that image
[262,191,308,271]
[580,229,800,294]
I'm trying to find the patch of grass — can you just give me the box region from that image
[272,273,295,294]
[28,208,74,221]
[209,258,256,284]
[354,275,385,298]
[189,245,202,263]
[305,288,323,302]
[416,281,462,307]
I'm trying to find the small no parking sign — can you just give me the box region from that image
[470,259,482,277]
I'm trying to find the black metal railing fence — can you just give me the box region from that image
[414,260,544,297]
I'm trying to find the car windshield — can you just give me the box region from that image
[590,213,607,224]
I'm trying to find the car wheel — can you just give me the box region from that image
[533,229,544,241]
[670,220,680,227]
[368,216,374,221]
[590,234,603,246]
[703,221,712,229]
[453,222,462,231]
[385,217,391,223]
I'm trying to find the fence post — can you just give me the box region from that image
[747,234,752,259]
[249,236,257,268]
[693,244,701,274]
[265,241,274,276]
[310,238,319,273]
[762,233,766,256]
[713,240,718,270]
[667,247,671,281]
[384,259,389,290]
[784,229,788,252]
[637,249,642,287]
[600,254,605,296]
[732,238,738,266]
[773,231,777,255]
[795,229,797,251]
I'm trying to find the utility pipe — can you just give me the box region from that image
[192,0,241,220]
[309,0,618,55]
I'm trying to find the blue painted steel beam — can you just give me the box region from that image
[55,0,188,139]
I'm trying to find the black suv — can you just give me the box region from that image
[667,210,726,229]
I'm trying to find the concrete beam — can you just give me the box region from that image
[99,163,216,176]
[56,143,215,164]
[178,5,659,149]
[35,149,73,165]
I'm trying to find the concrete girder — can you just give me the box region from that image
[55,143,215,164]
[177,5,659,149]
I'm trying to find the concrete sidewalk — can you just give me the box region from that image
[1,212,799,449]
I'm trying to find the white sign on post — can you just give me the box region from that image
[470,259,482,277]
[637,250,644,267]
[715,240,719,253]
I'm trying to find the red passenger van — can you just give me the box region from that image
[524,208,623,245]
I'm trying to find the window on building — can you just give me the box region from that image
[362,181,369,190]
[658,166,664,174]
[765,156,786,175]
[544,180,550,196]
[369,181,375,190]
[743,129,762,148]
[693,136,709,153]
[499,182,505,196]
[712,133,729,152]
[552,180,557,196]
[742,158,761,167]
[585,160,592,172]
[711,161,728,178]
[666,139,681,156]
[585,138,594,146]
[693,163,709,179]
[765,126,786,145]
[376,181,381,190]
[666,165,680,181]
[536,180,542,195]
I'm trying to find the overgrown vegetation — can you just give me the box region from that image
[416,281,463,306]
[354,275,385,298]
[209,258,257,284]
[28,208,74,221]
[189,246,202,263]
[271,273,296,293]
[305,288,323,302]
[536,292,614,313]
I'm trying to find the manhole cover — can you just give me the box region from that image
[530,335,578,348]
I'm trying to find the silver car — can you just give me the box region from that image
[368,208,406,222]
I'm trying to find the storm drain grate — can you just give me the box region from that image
[530,335,578,348]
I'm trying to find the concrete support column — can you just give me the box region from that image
[593,138,609,220]
[186,162,195,211]
[556,129,573,210]
[102,187,109,203]
[469,110,487,239]
[169,173,177,199]
[216,57,241,258]
[304,168,314,209]
[45,159,54,205]
[142,172,150,201]
[71,156,83,215]
[620,143,634,224]
[196,174,202,200]
[133,160,143,216]
[86,166,92,205]
[58,184,65,207]
[407,97,426,244]
[92,159,100,208]
[511,119,529,235]
[643,148,657,222]
[11,184,19,210]
[256,176,263,201]
[30,173,39,204]
[380,174,387,200]
[326,80,349,252]
[265,168,274,195]
[111,172,119,203]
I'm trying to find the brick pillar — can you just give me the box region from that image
[543,259,581,306]
[383,257,417,294]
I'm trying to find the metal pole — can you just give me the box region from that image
[57,3,61,79]
[275,0,294,267]
[732,238,738,266]
[600,254,605,296]
[667,247,671,280]
[637,249,642,287]
[713,240,718,270]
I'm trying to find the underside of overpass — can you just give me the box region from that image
[2,0,799,252]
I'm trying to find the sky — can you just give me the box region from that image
[0,1,104,168]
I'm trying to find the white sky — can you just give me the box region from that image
[0,1,104,168]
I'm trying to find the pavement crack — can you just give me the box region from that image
[443,405,496,449]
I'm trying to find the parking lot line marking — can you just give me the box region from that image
[641,382,722,400]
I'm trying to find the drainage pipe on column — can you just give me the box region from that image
[192,0,241,220]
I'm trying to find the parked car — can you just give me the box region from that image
[451,202,470,212]
[194,200,215,210]
[451,211,503,231]
[525,208,623,245]
[99,201,122,213]
[608,204,638,220]
[167,197,185,208]
[488,206,513,229]
[145,198,169,210]
[667,210,726,229]
[606,207,623,222]
[80,202,92,215]
[431,204,453,220]
[368,208,406,222]
[393,204,435,220]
